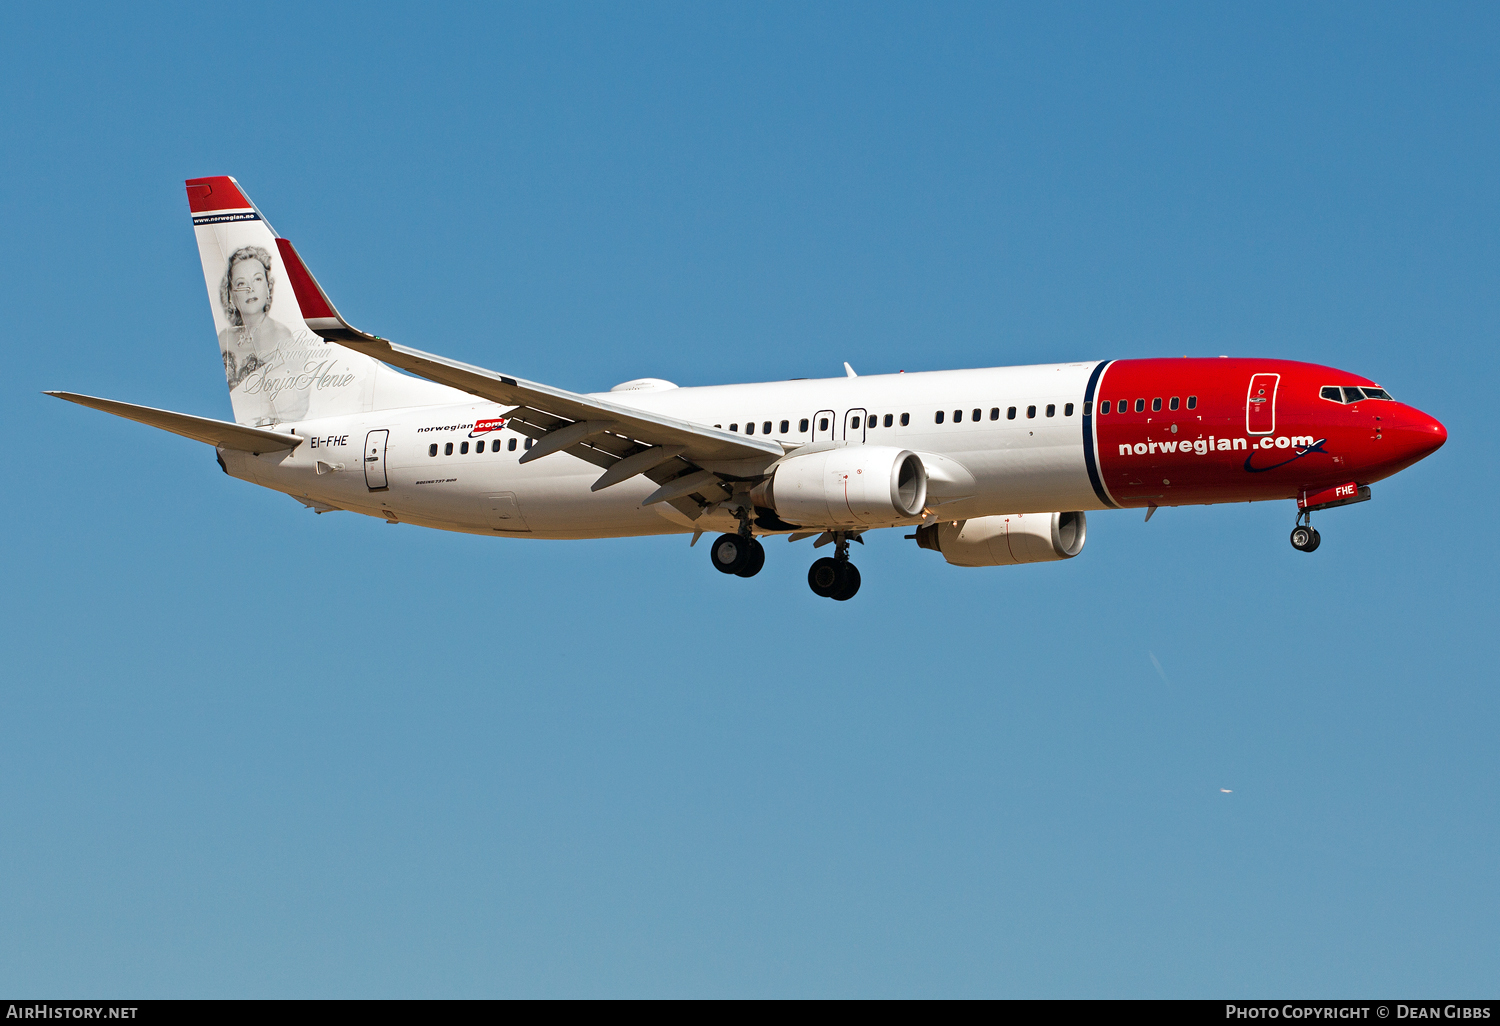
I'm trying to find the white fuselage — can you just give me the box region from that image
[223,362,1105,538]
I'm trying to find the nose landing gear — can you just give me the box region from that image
[1290,511,1321,553]
[807,532,861,600]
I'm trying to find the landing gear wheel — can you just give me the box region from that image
[830,562,861,601]
[809,556,840,597]
[1290,525,1321,552]
[735,539,766,578]
[710,533,754,574]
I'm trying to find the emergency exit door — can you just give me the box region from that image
[1245,374,1279,435]
[812,409,836,441]
[363,429,389,490]
[843,408,868,443]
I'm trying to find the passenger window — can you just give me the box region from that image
[990,408,999,420]
[1169,396,1179,411]
[428,443,438,457]
[935,411,945,424]
[1081,401,1091,415]
[1027,405,1036,419]
[492,439,502,452]
[799,419,809,432]
[1100,400,1111,414]
[460,441,469,454]
[780,420,790,433]
[730,423,738,432]
[525,437,534,449]
[1135,399,1145,413]
[1187,396,1197,410]
[953,409,962,422]
[1065,403,1074,416]
[1152,398,1162,412]
[900,413,910,426]
[508,438,517,451]
[746,422,755,434]
[1007,406,1016,420]
[867,415,876,428]
[444,442,453,455]
[850,416,860,429]
[819,417,829,431]
[1046,404,1056,417]
[764,421,773,434]
[883,414,893,427]
[972,408,981,422]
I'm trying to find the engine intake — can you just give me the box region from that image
[914,511,1086,567]
[751,446,927,528]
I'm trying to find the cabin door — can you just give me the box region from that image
[1245,374,1280,435]
[363,429,389,491]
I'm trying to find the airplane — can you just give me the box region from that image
[48,176,1448,601]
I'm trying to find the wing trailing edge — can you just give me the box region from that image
[274,237,785,515]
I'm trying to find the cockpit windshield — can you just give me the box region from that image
[1320,385,1394,404]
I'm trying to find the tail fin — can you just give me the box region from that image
[187,176,455,426]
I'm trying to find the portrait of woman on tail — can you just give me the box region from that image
[215,245,308,424]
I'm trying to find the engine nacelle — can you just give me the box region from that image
[914,511,1086,567]
[752,446,928,528]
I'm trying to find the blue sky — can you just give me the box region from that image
[1,2,1496,997]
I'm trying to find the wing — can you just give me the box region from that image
[276,238,780,517]
[46,392,302,453]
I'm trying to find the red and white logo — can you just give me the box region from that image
[468,417,507,438]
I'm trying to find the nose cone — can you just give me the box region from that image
[1391,407,1447,464]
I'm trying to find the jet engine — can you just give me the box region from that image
[751,446,928,528]
[914,511,1086,567]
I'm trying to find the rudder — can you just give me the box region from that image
[187,177,454,426]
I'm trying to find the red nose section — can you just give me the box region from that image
[1392,407,1447,465]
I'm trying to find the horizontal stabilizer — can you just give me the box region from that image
[45,392,302,453]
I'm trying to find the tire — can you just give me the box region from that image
[735,538,766,578]
[1304,527,1321,552]
[808,556,840,597]
[711,533,752,574]
[1290,526,1316,552]
[830,562,861,601]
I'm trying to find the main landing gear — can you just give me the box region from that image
[807,532,861,601]
[1290,511,1321,553]
[710,531,765,577]
[707,527,862,600]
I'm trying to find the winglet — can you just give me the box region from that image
[274,238,374,344]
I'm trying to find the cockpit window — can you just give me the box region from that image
[1322,385,1396,404]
